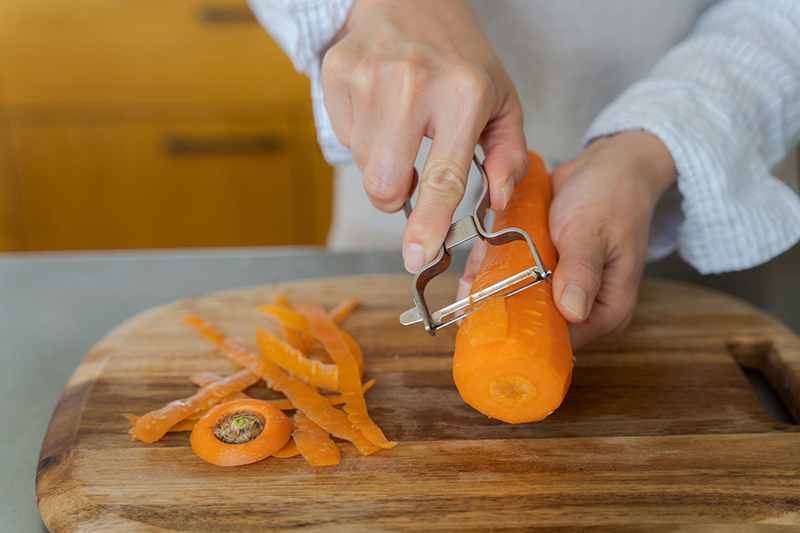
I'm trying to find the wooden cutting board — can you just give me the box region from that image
[37,274,800,531]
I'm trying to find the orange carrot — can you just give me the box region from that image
[190,399,292,466]
[128,368,261,443]
[293,303,395,449]
[293,411,341,466]
[184,316,382,456]
[453,152,573,424]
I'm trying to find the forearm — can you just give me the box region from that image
[584,0,800,274]
[248,0,356,164]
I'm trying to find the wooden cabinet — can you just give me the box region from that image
[0,0,333,251]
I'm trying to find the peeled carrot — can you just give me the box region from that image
[127,368,261,443]
[190,399,292,466]
[453,152,573,424]
[184,316,383,456]
[292,411,341,466]
[293,303,395,449]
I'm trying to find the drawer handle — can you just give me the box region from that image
[200,4,258,25]
[164,133,281,157]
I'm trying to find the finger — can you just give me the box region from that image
[479,93,529,211]
[361,117,427,213]
[402,132,477,273]
[550,223,607,324]
[565,255,642,350]
[456,238,489,301]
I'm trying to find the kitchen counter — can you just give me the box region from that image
[2,244,797,532]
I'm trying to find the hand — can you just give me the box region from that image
[322,0,529,273]
[457,131,678,350]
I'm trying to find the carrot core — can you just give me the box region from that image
[213,411,265,444]
[489,375,537,407]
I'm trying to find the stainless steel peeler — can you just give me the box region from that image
[399,154,552,336]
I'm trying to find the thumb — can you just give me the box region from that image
[551,226,606,324]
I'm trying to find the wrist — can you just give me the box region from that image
[587,130,678,204]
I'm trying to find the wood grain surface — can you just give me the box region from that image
[36,274,800,531]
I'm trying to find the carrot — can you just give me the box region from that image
[452,151,573,424]
[184,316,383,456]
[293,303,395,449]
[190,399,292,466]
[292,411,341,466]
[127,368,261,443]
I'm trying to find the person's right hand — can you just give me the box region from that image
[322,0,529,273]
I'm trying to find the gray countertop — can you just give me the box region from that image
[2,244,797,532]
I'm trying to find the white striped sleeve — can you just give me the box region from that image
[248,0,355,164]
[583,0,800,275]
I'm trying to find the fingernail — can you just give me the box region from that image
[500,177,515,210]
[560,284,588,321]
[403,243,426,273]
[457,278,472,301]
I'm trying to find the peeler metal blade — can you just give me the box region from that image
[400,153,552,336]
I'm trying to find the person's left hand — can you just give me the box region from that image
[457,130,678,350]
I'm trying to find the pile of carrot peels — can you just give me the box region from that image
[124,296,394,466]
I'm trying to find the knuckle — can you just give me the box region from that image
[351,57,381,95]
[363,172,402,209]
[422,160,468,200]
[450,66,493,109]
[392,56,433,111]
[321,45,350,86]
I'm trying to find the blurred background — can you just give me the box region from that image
[0,0,333,252]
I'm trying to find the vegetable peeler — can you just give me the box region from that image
[399,154,552,336]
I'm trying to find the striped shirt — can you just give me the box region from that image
[248,0,800,274]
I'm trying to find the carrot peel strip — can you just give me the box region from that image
[329,298,360,324]
[293,410,341,466]
[256,327,340,391]
[128,367,260,443]
[294,303,395,449]
[259,301,365,376]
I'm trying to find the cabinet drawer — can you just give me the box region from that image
[0,0,309,106]
[11,118,330,250]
